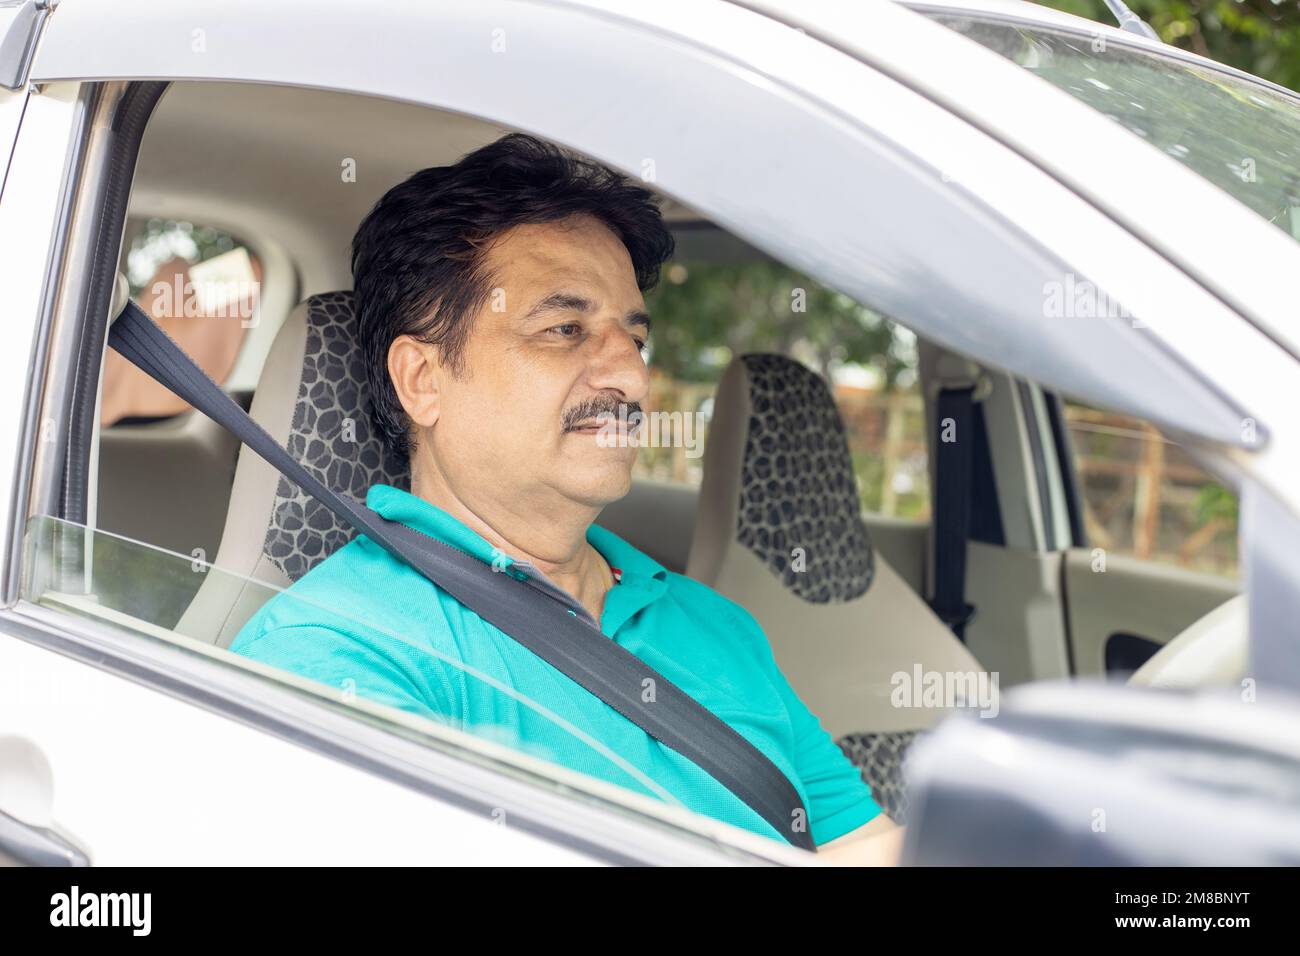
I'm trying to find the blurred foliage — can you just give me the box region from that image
[1046,0,1300,91]
[1195,481,1240,524]
[125,218,240,296]
[646,261,912,387]
[643,263,927,518]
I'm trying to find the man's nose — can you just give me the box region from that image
[586,328,650,403]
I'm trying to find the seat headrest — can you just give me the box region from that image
[261,291,409,580]
[689,354,874,603]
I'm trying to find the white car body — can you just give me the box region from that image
[0,0,1297,865]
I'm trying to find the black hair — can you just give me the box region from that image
[350,133,675,459]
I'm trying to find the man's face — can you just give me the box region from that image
[416,214,651,513]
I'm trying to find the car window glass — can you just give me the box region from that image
[1064,401,1239,577]
[20,514,681,810]
[104,218,262,426]
[932,16,1300,243]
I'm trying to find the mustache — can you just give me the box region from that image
[562,397,643,432]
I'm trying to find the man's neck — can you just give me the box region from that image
[410,463,611,621]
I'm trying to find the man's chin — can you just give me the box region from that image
[556,455,636,507]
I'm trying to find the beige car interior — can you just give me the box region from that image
[1129,595,1248,689]
[685,353,986,819]
[1063,548,1239,678]
[91,80,1248,823]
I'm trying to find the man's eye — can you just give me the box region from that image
[634,338,649,353]
[548,323,582,338]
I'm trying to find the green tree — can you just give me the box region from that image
[646,261,911,388]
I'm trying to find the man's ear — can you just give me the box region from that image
[387,334,441,430]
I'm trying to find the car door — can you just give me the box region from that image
[1056,400,1240,678]
[6,0,1299,864]
[0,86,575,864]
[4,0,860,867]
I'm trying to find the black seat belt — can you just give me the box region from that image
[930,386,977,642]
[108,301,815,851]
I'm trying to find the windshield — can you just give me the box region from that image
[932,15,1300,243]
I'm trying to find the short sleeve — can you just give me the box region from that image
[778,673,883,844]
[725,601,882,845]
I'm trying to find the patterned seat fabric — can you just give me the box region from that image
[736,354,875,603]
[262,291,410,581]
[837,731,919,824]
[735,353,911,822]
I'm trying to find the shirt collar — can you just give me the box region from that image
[367,483,507,568]
[366,483,669,633]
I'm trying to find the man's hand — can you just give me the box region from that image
[816,812,906,866]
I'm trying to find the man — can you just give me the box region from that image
[232,134,901,863]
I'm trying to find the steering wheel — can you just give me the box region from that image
[1127,595,1248,689]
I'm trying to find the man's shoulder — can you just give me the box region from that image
[231,535,420,652]
[659,567,765,636]
[588,522,758,625]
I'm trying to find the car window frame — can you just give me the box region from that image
[2,79,804,866]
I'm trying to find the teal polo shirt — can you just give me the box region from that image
[231,483,881,845]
